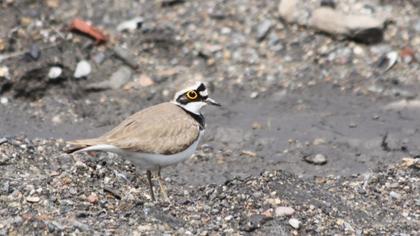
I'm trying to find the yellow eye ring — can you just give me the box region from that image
[186,90,198,100]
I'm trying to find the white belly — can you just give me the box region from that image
[77,131,203,170]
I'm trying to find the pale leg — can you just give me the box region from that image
[157,167,169,201]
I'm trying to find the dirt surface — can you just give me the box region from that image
[0,0,419,235]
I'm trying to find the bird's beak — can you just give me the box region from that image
[205,97,221,106]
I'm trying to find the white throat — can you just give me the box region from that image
[172,101,207,115]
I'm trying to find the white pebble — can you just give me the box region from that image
[26,196,40,203]
[275,206,295,217]
[117,17,143,32]
[48,66,63,79]
[74,60,91,78]
[0,97,8,105]
[0,66,10,80]
[289,218,300,229]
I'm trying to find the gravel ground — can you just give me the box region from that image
[1,0,420,234]
[0,137,419,235]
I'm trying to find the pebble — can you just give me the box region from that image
[0,66,10,80]
[87,192,99,204]
[48,66,63,79]
[138,74,154,87]
[0,97,8,105]
[256,19,272,41]
[389,191,401,200]
[113,46,139,69]
[0,138,7,145]
[275,206,295,217]
[304,153,328,165]
[288,218,300,229]
[74,60,91,78]
[107,66,132,89]
[117,17,143,32]
[86,66,132,90]
[28,44,40,60]
[26,196,40,203]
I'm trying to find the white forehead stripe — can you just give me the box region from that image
[199,90,208,97]
[173,82,206,100]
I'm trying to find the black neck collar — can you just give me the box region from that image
[180,107,205,130]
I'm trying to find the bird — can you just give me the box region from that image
[65,81,220,201]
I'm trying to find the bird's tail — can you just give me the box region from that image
[64,138,103,154]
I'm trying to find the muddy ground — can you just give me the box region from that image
[0,0,419,235]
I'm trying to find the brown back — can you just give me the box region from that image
[68,103,200,155]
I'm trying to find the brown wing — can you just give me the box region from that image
[67,103,200,155]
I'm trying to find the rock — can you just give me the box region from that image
[26,196,40,203]
[278,0,298,23]
[112,46,139,69]
[256,19,272,41]
[275,206,295,217]
[117,17,143,32]
[27,44,40,60]
[0,66,10,80]
[310,7,385,44]
[93,52,106,64]
[87,192,99,204]
[74,60,91,78]
[389,191,401,200]
[304,153,328,165]
[0,97,8,105]
[0,137,7,145]
[48,66,63,79]
[399,47,415,64]
[288,218,300,229]
[86,66,132,90]
[138,74,154,87]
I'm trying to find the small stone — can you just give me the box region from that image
[112,46,139,69]
[74,60,91,78]
[349,122,357,128]
[250,91,259,98]
[117,17,143,32]
[87,193,99,204]
[304,153,327,165]
[256,19,272,41]
[48,66,62,79]
[275,206,295,217]
[0,138,7,145]
[45,0,59,8]
[51,115,61,124]
[313,138,326,145]
[138,74,154,87]
[240,150,257,158]
[399,47,415,64]
[26,196,40,203]
[0,66,10,80]
[93,52,106,64]
[28,44,41,60]
[289,218,300,229]
[224,215,233,221]
[0,97,8,105]
[353,46,364,56]
[86,66,132,90]
[389,191,401,200]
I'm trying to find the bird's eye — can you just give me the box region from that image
[186,90,198,100]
